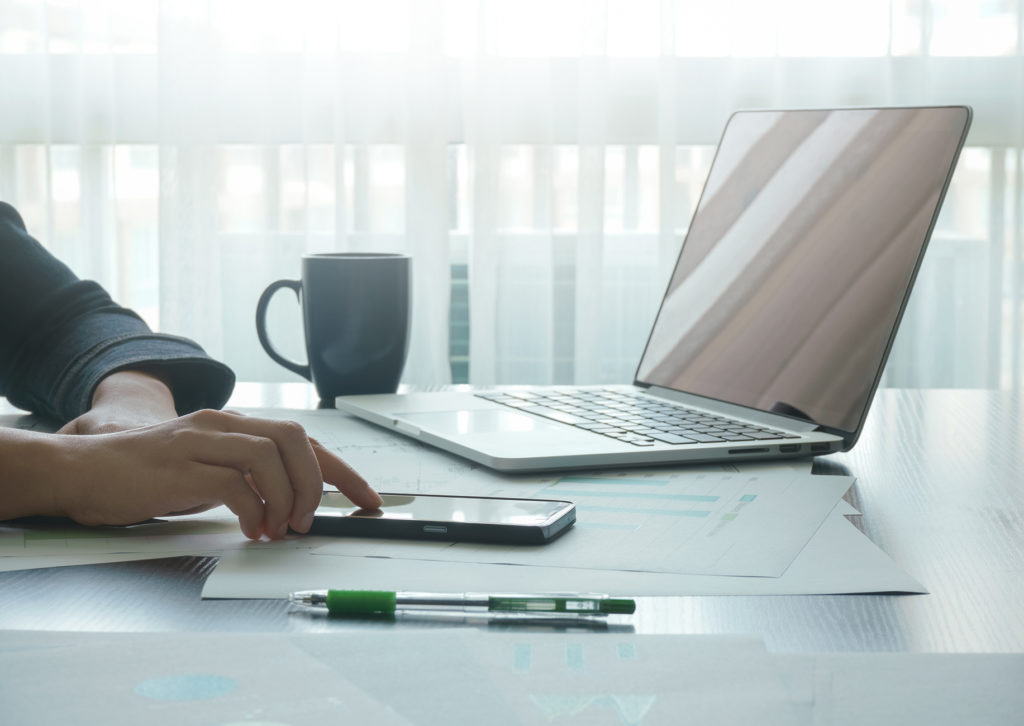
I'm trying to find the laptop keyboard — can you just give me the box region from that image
[475,388,796,447]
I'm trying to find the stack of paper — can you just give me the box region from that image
[0,408,926,597]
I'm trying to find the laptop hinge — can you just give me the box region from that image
[642,385,821,434]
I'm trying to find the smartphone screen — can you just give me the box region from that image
[308,492,576,544]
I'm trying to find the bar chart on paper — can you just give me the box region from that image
[316,468,854,578]
[215,409,852,578]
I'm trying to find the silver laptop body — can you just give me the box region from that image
[337,106,972,472]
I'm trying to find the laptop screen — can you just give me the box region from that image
[635,106,970,434]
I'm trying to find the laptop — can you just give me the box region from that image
[338,105,972,472]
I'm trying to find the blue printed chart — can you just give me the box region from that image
[262,407,853,577]
[315,469,854,578]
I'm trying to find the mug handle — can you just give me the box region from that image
[255,279,312,380]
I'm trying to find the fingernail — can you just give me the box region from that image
[297,511,315,533]
[276,522,290,539]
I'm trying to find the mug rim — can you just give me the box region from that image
[305,252,408,259]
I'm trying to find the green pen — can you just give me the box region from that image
[288,589,636,618]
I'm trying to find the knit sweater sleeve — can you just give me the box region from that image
[0,201,235,423]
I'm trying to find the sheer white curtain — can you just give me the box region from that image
[1,0,1021,392]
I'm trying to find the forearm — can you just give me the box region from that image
[1,371,180,521]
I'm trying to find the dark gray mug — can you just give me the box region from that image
[256,253,411,406]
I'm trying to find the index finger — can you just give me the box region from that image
[192,410,325,535]
[309,437,382,510]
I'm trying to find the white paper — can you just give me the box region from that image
[0,509,245,556]
[0,506,354,572]
[203,510,926,598]
[314,471,853,577]
[0,552,194,572]
[834,499,860,515]
[249,408,849,578]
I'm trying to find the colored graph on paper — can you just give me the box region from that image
[316,467,852,577]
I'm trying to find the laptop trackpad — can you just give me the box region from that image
[398,409,566,435]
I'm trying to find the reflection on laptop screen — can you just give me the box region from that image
[636,107,969,433]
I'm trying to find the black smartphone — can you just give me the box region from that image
[306,492,576,545]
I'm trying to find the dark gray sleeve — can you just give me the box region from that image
[0,201,235,423]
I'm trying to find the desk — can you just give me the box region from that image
[1,387,1021,654]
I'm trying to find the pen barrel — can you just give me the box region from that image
[396,593,489,610]
[323,590,488,615]
[488,595,634,615]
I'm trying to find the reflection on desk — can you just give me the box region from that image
[5,629,1023,725]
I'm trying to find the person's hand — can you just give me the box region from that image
[50,408,381,539]
[58,370,179,435]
